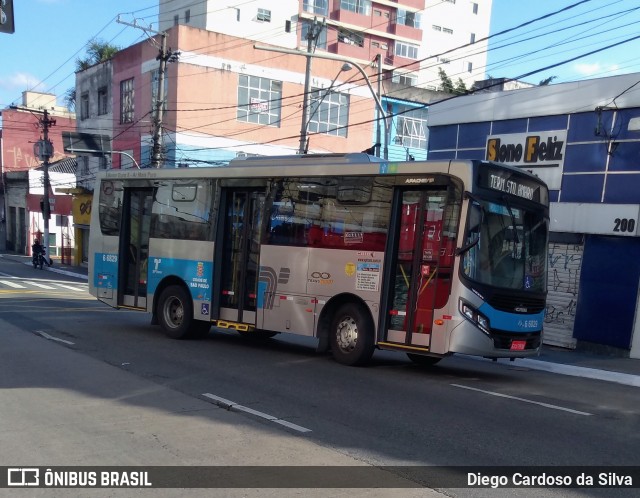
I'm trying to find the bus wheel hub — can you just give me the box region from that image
[336,317,357,351]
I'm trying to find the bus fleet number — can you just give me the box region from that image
[103,254,118,263]
[613,218,636,233]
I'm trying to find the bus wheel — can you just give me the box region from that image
[330,303,374,366]
[158,285,193,339]
[407,353,442,367]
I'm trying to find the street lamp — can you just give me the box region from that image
[304,63,353,153]
[253,44,390,159]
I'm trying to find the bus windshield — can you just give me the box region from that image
[462,199,548,292]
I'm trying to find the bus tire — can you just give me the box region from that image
[330,303,374,366]
[158,285,193,339]
[407,353,442,367]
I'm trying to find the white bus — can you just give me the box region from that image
[89,153,549,366]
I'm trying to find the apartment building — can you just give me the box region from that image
[158,0,492,90]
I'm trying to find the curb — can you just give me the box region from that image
[478,356,640,388]
[16,258,88,280]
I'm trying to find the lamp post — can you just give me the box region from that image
[304,63,352,153]
[254,44,390,159]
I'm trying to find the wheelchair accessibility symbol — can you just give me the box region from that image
[201,303,210,315]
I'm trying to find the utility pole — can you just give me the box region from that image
[41,110,54,249]
[117,17,177,168]
[375,54,382,158]
[299,18,324,155]
[151,32,169,168]
[10,105,55,251]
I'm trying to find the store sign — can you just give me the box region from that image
[486,131,566,167]
[485,131,567,190]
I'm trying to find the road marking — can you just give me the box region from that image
[451,384,592,416]
[36,330,75,345]
[24,281,56,289]
[53,283,86,292]
[0,280,25,288]
[202,393,312,433]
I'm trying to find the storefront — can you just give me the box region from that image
[427,73,640,357]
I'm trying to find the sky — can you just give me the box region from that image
[2,0,640,110]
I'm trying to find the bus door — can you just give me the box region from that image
[119,188,153,309]
[383,188,454,349]
[215,188,265,325]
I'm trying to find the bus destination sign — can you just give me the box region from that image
[479,167,547,204]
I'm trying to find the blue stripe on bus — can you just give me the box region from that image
[93,253,119,290]
[257,281,267,309]
[478,303,544,333]
[147,257,213,302]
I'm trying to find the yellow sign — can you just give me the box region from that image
[72,194,93,225]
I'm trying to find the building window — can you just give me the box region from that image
[473,2,479,14]
[470,33,476,43]
[391,72,418,86]
[151,69,168,113]
[173,14,179,26]
[395,41,419,59]
[99,156,108,170]
[185,9,190,23]
[443,27,453,34]
[303,0,328,16]
[308,87,350,137]
[98,87,108,115]
[257,8,271,22]
[120,78,134,124]
[395,105,428,149]
[237,75,282,126]
[337,27,364,47]
[396,10,421,29]
[468,62,473,72]
[80,93,89,120]
[432,25,442,31]
[340,0,371,16]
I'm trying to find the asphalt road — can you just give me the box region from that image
[0,256,638,497]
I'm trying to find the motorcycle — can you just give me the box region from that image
[33,247,53,270]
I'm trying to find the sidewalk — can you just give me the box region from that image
[1,250,639,387]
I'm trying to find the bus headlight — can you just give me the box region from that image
[459,299,490,334]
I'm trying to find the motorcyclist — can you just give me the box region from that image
[32,239,44,265]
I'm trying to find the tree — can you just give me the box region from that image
[439,68,468,95]
[438,68,455,93]
[75,40,120,71]
[65,40,120,111]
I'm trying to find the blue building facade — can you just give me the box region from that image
[427,73,640,357]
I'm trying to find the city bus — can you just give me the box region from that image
[88,153,549,366]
